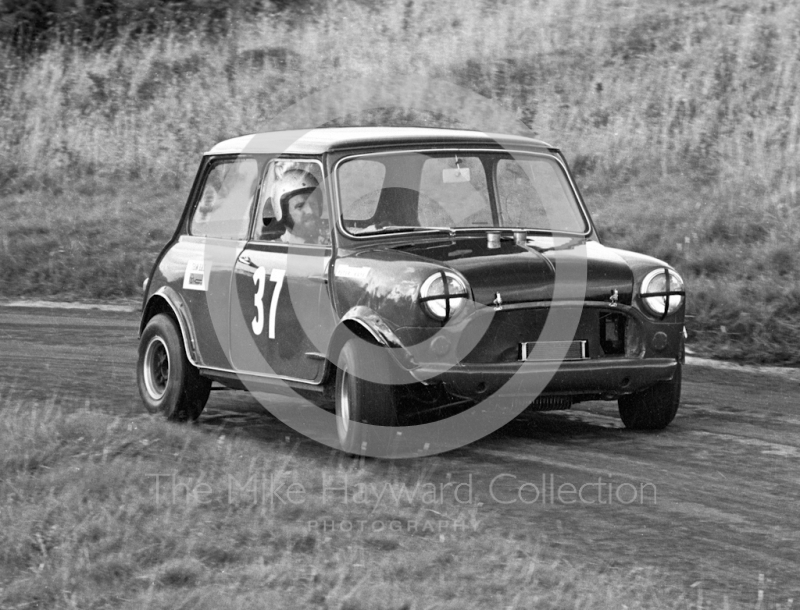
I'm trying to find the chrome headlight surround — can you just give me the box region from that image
[639,268,685,319]
[418,271,470,321]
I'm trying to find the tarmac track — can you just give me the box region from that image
[1,304,799,605]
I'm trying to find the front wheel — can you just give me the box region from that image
[335,339,399,455]
[618,362,682,430]
[137,313,211,421]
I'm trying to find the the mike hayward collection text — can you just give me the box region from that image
[147,472,657,508]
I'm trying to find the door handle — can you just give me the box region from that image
[239,254,257,268]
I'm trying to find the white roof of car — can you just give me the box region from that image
[205,127,552,155]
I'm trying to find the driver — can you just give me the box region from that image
[270,169,328,244]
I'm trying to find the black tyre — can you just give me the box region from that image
[335,339,399,455]
[137,313,211,421]
[618,362,682,430]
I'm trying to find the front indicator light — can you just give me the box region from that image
[652,331,669,352]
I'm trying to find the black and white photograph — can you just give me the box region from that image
[1,0,798,607]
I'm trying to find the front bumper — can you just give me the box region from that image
[411,357,678,399]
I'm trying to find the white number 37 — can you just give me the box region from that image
[251,267,285,339]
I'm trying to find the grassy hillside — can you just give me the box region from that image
[1,0,799,363]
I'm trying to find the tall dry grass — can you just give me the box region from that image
[1,0,799,361]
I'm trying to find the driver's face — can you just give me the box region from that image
[287,190,322,241]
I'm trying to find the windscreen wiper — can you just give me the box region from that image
[368,225,456,236]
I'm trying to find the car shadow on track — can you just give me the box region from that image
[462,406,642,459]
[195,389,632,456]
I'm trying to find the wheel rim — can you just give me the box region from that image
[143,336,170,401]
[337,364,351,440]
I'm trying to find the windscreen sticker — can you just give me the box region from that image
[442,167,471,183]
[183,260,208,291]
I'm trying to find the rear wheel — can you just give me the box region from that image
[618,362,682,430]
[335,339,399,455]
[137,313,211,421]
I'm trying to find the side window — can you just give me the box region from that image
[338,159,386,223]
[256,160,326,242]
[190,157,259,239]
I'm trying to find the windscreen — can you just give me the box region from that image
[336,151,587,235]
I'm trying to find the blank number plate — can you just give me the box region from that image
[519,340,587,361]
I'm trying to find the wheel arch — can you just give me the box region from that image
[140,287,200,366]
[322,306,416,385]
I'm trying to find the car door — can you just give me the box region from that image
[177,154,261,370]
[229,159,337,384]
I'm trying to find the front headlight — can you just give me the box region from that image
[419,271,469,321]
[640,268,685,319]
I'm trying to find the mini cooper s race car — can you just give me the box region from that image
[137,127,686,455]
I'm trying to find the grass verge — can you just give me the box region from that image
[0,397,705,610]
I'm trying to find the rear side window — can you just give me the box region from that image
[190,157,259,239]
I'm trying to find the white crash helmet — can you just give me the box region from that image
[270,168,320,223]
